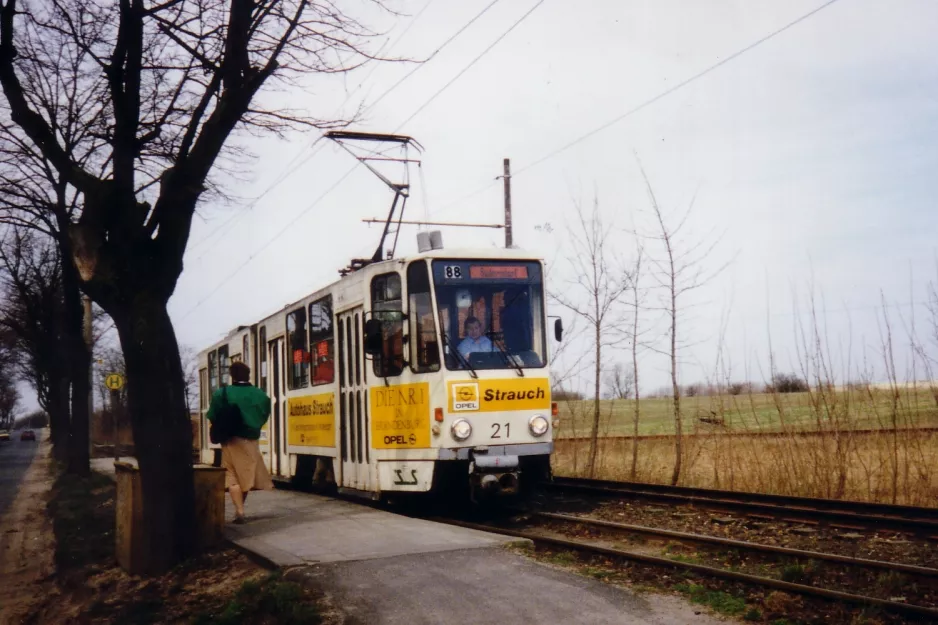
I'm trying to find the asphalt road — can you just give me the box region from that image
[0,430,39,519]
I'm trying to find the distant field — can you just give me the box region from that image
[553,388,938,439]
[551,386,938,506]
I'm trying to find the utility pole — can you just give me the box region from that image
[83,295,93,457]
[503,158,512,248]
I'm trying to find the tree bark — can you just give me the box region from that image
[47,373,70,463]
[58,230,90,476]
[114,298,195,573]
[588,319,601,478]
[670,298,682,485]
[631,332,640,481]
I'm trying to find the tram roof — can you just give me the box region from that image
[199,246,544,354]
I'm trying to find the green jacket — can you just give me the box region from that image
[206,383,271,440]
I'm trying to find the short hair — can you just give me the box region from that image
[230,361,251,383]
[464,316,481,329]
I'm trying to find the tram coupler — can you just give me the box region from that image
[469,454,520,502]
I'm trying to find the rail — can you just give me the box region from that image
[436,517,938,620]
[545,476,938,533]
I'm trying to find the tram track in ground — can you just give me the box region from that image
[272,476,938,620]
[431,511,938,623]
[543,476,938,535]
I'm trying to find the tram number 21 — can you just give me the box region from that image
[491,423,510,439]
[444,265,462,279]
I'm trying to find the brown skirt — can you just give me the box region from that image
[222,437,274,492]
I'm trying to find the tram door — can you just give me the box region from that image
[268,337,287,478]
[337,308,372,491]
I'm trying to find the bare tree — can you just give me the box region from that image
[179,344,200,416]
[604,363,634,399]
[0,372,18,427]
[94,342,127,411]
[0,0,396,572]
[0,118,93,475]
[628,244,648,479]
[0,228,71,454]
[0,323,18,428]
[639,163,726,486]
[551,196,632,477]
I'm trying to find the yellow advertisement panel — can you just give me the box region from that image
[287,393,335,447]
[371,383,431,449]
[447,378,550,413]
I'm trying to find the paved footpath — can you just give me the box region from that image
[91,459,723,624]
[224,488,724,624]
[0,431,55,624]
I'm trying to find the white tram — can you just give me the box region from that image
[196,234,562,501]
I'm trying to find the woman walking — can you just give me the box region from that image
[206,361,274,523]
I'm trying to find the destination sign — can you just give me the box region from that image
[469,265,528,279]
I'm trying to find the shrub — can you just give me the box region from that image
[766,373,808,394]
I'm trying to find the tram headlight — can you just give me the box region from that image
[529,414,549,437]
[451,418,472,441]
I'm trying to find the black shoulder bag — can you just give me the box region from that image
[209,387,243,444]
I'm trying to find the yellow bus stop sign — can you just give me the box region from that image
[105,373,125,391]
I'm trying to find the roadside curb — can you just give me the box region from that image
[223,533,306,570]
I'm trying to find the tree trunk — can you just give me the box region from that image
[631,338,640,481]
[60,250,90,476]
[47,374,70,463]
[670,302,682,486]
[588,321,601,478]
[114,299,196,573]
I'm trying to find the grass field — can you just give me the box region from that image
[553,387,938,439]
[551,385,938,506]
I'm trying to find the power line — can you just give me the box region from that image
[345,0,438,106]
[366,0,503,113]
[188,139,328,257]
[186,2,438,256]
[428,0,842,218]
[513,0,842,177]
[181,3,539,318]
[394,0,546,132]
[178,166,358,321]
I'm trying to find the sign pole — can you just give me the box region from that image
[104,373,125,462]
[111,389,120,462]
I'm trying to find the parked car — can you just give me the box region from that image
[20,429,36,441]
[0,430,10,442]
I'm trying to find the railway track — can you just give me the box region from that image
[278,475,938,619]
[435,514,938,621]
[542,476,938,534]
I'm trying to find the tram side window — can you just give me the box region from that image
[207,351,218,395]
[259,327,267,391]
[371,273,404,377]
[407,261,440,373]
[199,368,208,409]
[309,296,335,385]
[217,346,229,387]
[287,307,309,390]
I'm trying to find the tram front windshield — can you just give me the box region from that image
[432,260,546,371]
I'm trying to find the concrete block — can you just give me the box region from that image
[115,462,226,574]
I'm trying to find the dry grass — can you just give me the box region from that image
[553,431,938,506]
[552,384,938,506]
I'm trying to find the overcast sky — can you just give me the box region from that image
[137,0,938,400]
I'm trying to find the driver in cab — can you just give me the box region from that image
[458,316,493,358]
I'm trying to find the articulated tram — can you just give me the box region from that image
[196,234,562,502]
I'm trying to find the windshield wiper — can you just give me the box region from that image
[441,328,477,378]
[490,334,524,377]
